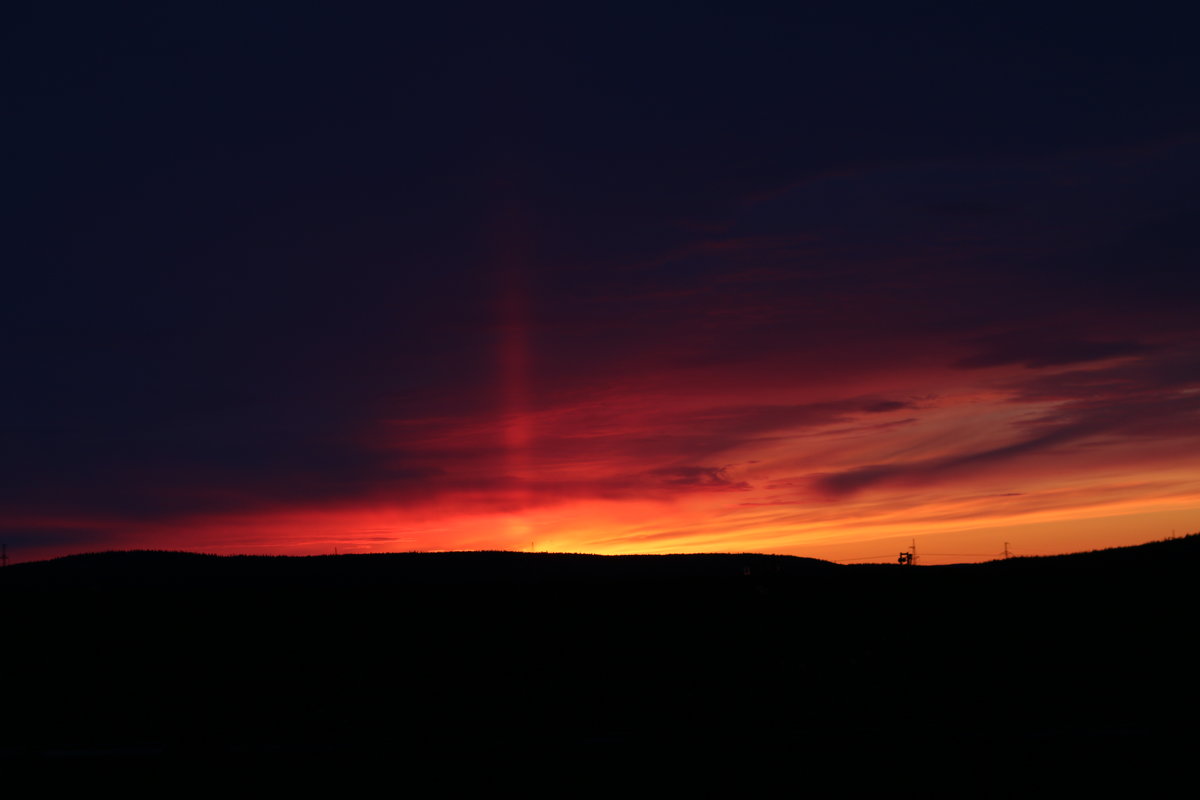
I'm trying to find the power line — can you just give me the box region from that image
[916,554,1003,561]
[834,544,1029,564]
[838,554,899,562]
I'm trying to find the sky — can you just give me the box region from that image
[4,4,1199,563]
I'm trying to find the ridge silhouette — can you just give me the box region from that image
[3,534,1196,793]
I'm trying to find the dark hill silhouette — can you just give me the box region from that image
[8,532,1199,587]
[0,549,839,589]
[970,531,1200,568]
[6,531,1200,596]
[2,535,1196,793]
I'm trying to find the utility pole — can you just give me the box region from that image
[1003,542,1011,559]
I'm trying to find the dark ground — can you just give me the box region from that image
[3,538,1197,795]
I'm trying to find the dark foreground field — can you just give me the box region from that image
[3,537,1197,794]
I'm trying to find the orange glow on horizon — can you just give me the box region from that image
[10,328,1200,565]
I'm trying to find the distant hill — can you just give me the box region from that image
[972,531,1200,567]
[0,548,840,590]
[3,533,1197,589]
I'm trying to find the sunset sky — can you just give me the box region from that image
[4,4,1199,563]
